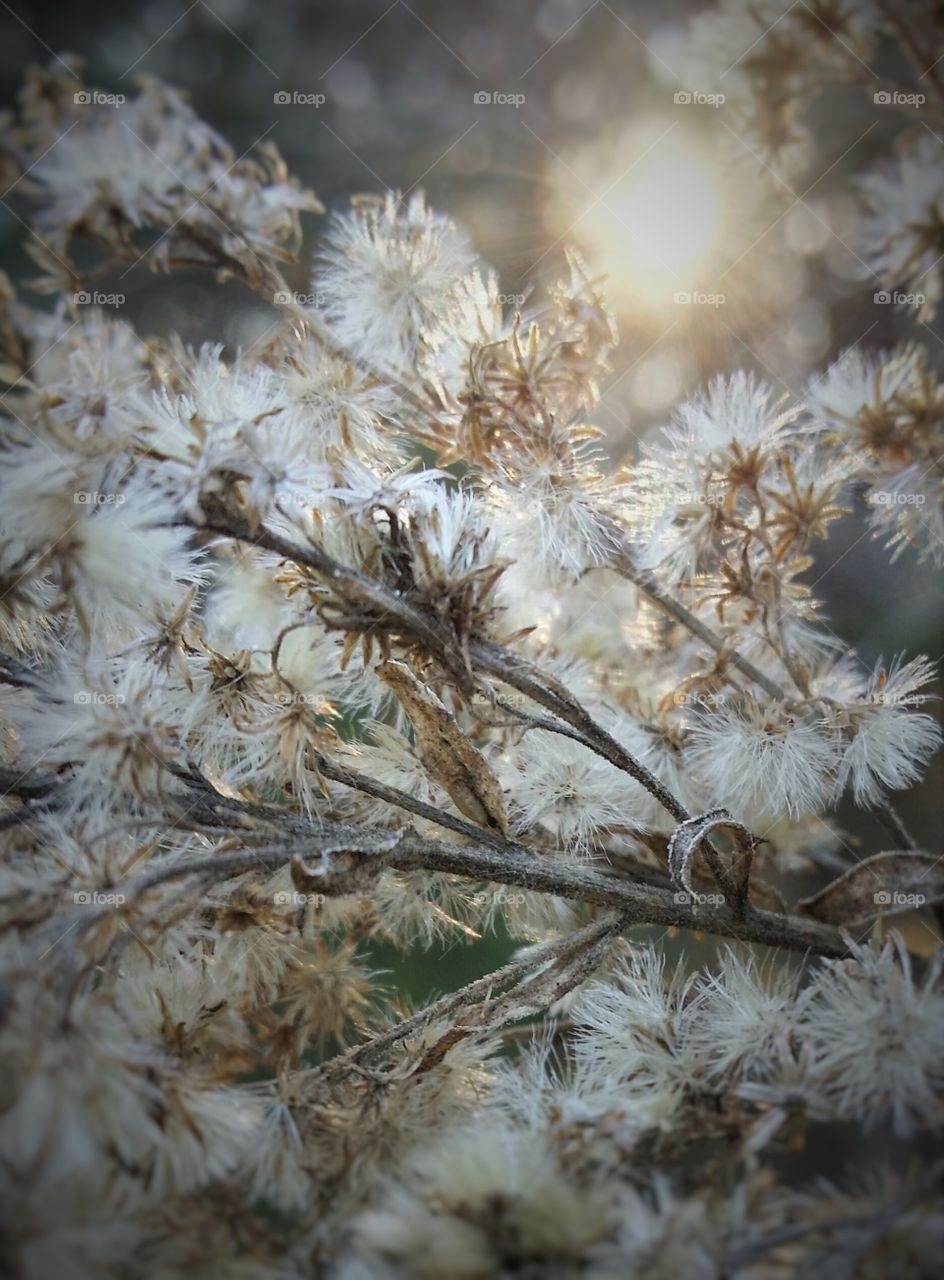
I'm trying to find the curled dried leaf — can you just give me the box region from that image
[290,826,403,889]
[668,807,759,903]
[376,659,509,835]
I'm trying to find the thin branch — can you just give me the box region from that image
[609,542,788,702]
[609,543,921,856]
[0,651,45,690]
[188,509,779,905]
[196,507,457,662]
[469,638,739,898]
[0,765,63,798]
[312,909,631,1081]
[193,510,745,899]
[389,836,847,956]
[88,824,847,959]
[313,751,522,852]
[875,801,917,851]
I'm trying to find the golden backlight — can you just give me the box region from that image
[555,129,722,312]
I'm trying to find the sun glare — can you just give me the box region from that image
[557,131,723,312]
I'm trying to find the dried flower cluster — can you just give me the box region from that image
[0,16,942,1278]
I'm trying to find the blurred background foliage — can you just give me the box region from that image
[1,0,941,987]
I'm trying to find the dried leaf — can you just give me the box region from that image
[667,807,759,901]
[376,659,509,835]
[797,850,943,925]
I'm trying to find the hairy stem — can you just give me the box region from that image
[312,909,631,1081]
[609,542,788,702]
[93,824,847,959]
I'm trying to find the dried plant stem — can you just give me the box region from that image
[312,909,631,1081]
[192,514,700,824]
[195,511,742,899]
[313,751,516,851]
[468,638,741,900]
[609,542,788,702]
[84,817,846,959]
[389,836,846,956]
[609,545,918,852]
